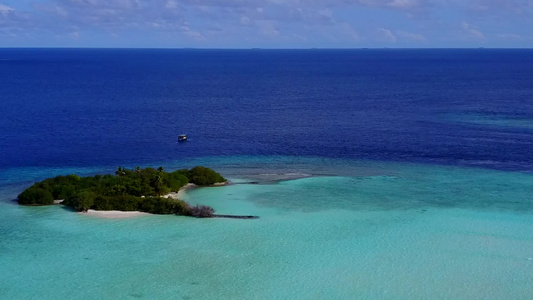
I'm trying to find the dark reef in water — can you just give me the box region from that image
[213,214,259,219]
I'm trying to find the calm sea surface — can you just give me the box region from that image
[1,49,532,172]
[0,49,532,299]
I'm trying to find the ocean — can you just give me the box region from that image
[0,49,532,299]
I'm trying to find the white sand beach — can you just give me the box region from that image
[79,209,151,219]
[167,183,196,199]
[77,182,228,219]
[79,183,200,219]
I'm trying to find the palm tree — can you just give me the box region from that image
[115,166,125,176]
[155,167,164,197]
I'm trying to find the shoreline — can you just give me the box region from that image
[79,209,151,219]
[164,183,196,200]
[78,182,226,219]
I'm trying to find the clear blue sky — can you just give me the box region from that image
[1,0,531,48]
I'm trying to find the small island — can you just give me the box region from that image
[18,166,234,218]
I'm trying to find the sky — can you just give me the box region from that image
[0,0,532,48]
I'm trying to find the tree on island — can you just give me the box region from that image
[17,166,227,218]
[189,205,215,218]
[187,166,226,186]
[18,187,54,206]
[154,166,167,197]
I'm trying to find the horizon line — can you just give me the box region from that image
[1,46,532,50]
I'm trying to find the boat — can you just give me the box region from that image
[178,134,187,142]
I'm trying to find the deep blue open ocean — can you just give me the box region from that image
[1,49,532,172]
[1,49,533,300]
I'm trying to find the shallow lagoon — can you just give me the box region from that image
[1,157,532,299]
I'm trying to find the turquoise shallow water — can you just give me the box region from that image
[444,113,533,130]
[1,157,532,299]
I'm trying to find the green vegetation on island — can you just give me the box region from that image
[17,166,226,218]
